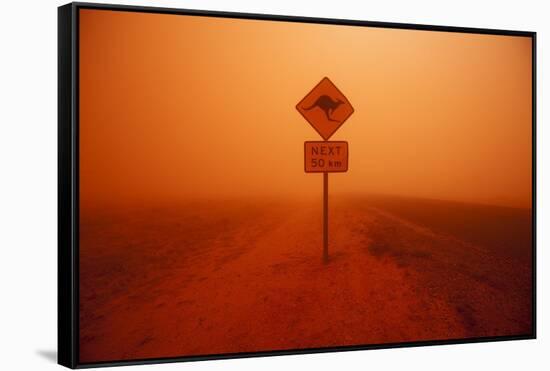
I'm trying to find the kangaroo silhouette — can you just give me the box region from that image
[303,95,344,122]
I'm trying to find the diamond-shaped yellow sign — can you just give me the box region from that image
[296,77,354,140]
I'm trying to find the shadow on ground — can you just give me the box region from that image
[36,350,57,363]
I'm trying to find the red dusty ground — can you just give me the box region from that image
[78,195,533,363]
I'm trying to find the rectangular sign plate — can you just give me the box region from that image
[304,141,348,173]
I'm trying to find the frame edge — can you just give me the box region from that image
[58,2,78,369]
[72,1,535,36]
[531,32,537,339]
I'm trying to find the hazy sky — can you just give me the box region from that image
[79,9,532,208]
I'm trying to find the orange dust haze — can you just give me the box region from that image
[79,9,532,209]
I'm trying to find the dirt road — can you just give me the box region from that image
[79,195,532,363]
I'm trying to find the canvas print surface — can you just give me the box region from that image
[78,8,533,363]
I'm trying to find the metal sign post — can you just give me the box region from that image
[296,77,354,263]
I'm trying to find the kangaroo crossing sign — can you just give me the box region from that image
[296,77,354,263]
[296,77,354,140]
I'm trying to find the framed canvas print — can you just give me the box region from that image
[58,2,536,368]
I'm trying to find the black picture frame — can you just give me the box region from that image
[58,2,537,368]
